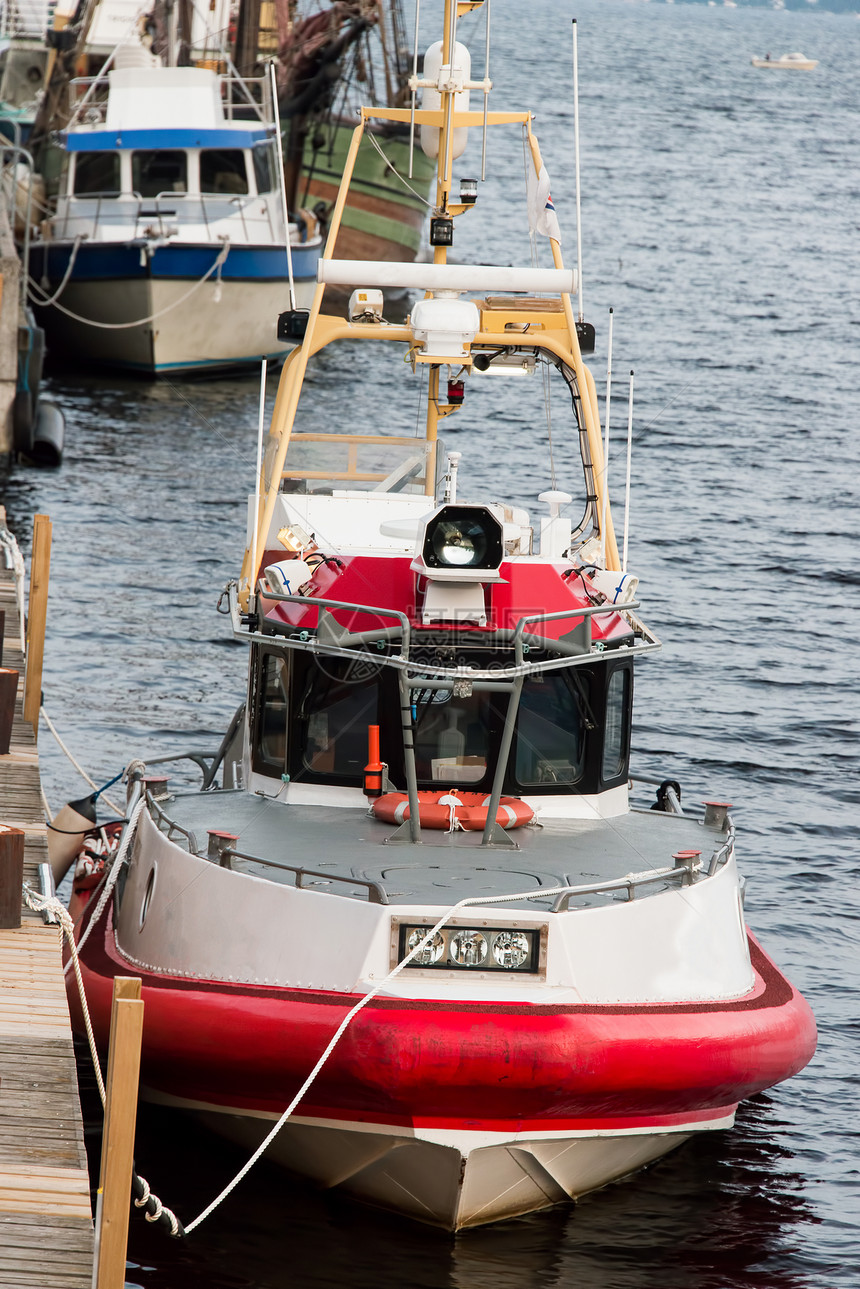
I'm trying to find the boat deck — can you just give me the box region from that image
[159,789,721,911]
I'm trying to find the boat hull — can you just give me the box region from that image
[68,833,816,1229]
[175,1101,709,1229]
[31,240,319,375]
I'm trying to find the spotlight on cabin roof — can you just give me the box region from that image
[412,505,505,582]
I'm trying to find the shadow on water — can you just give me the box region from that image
[75,1044,819,1289]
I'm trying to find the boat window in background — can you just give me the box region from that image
[516,672,586,786]
[131,149,187,197]
[252,141,276,194]
[200,149,248,195]
[72,151,120,196]
[602,665,631,782]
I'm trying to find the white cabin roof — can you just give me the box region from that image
[105,67,225,131]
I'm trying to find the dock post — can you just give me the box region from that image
[0,823,24,928]
[23,512,51,735]
[94,976,144,1289]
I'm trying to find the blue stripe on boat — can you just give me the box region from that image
[64,128,272,151]
[31,240,320,283]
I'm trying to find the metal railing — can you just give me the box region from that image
[147,788,200,856]
[66,71,274,127]
[55,189,276,242]
[230,581,660,684]
[213,846,389,905]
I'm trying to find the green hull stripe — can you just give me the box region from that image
[336,203,424,252]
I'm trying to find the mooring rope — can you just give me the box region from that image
[22,798,183,1238]
[29,234,83,306]
[182,878,582,1234]
[40,706,124,816]
[27,238,230,330]
[23,803,583,1240]
[63,796,147,973]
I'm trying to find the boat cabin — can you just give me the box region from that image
[250,637,634,800]
[243,423,639,808]
[50,64,292,245]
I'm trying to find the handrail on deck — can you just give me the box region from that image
[228,582,659,681]
[216,848,389,905]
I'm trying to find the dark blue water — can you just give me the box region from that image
[3,1,858,1284]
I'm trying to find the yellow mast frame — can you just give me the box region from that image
[240,0,619,606]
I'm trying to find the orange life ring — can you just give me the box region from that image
[371,790,534,831]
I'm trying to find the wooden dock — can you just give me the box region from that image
[0,538,94,1287]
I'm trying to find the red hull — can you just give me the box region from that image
[68,905,816,1133]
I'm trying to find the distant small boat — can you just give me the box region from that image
[751,52,818,70]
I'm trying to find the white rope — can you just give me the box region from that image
[22,885,107,1103]
[40,706,124,817]
[27,239,230,330]
[30,234,83,306]
[63,797,147,974]
[364,129,435,208]
[23,797,181,1240]
[0,524,26,650]
[183,878,580,1234]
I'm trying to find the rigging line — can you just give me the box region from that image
[364,129,435,207]
[637,375,699,437]
[543,358,557,489]
[522,127,540,270]
[39,707,124,816]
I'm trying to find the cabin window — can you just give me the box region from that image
[132,150,187,197]
[601,666,631,782]
[293,658,378,781]
[73,151,120,196]
[200,149,248,195]
[412,688,489,785]
[255,652,289,774]
[514,671,586,787]
[252,142,275,194]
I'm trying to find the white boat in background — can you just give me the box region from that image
[751,52,818,70]
[29,42,322,375]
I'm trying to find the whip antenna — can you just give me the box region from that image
[572,19,584,323]
[250,358,267,604]
[409,0,420,178]
[270,62,296,310]
[601,307,613,566]
[481,0,492,180]
[623,369,634,573]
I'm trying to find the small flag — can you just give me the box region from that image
[527,160,562,243]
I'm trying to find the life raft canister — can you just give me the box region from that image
[371,790,534,831]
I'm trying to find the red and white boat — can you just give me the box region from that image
[65,1,816,1231]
